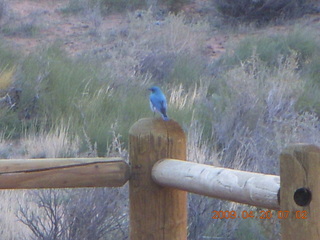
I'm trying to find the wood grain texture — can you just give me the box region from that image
[129,118,187,240]
[153,159,280,209]
[280,144,320,240]
[0,158,129,188]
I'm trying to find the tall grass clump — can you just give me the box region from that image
[20,124,80,158]
[0,42,19,138]
[80,84,150,155]
[16,45,106,125]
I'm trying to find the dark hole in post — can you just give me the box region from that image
[294,188,312,207]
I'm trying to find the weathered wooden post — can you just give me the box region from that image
[129,118,187,240]
[280,144,320,240]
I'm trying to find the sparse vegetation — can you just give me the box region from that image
[17,188,128,240]
[0,0,319,239]
[213,0,319,24]
[1,21,39,37]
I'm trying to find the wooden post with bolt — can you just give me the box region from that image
[280,144,320,240]
[129,118,187,240]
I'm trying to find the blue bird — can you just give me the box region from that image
[148,86,169,121]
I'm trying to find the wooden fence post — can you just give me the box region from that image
[280,144,320,240]
[129,118,187,240]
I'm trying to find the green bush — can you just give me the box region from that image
[168,53,206,88]
[61,0,190,15]
[100,0,146,13]
[0,44,148,155]
[213,0,317,24]
[60,0,90,15]
[1,21,39,37]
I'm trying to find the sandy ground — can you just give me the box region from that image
[3,1,320,60]
[3,0,125,55]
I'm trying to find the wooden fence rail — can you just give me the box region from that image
[0,158,129,188]
[152,159,280,210]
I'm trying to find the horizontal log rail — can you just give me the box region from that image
[0,158,129,189]
[152,159,280,210]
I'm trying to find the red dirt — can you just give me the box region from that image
[3,0,228,58]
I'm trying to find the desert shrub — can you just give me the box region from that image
[1,21,39,38]
[99,0,146,13]
[62,0,191,14]
[60,0,90,15]
[17,188,128,240]
[213,0,318,24]
[139,52,176,83]
[125,10,209,54]
[297,54,320,113]
[218,27,320,116]
[15,45,106,131]
[140,52,206,88]
[0,42,17,69]
[61,0,147,15]
[161,0,190,13]
[222,28,319,69]
[204,52,304,173]
[168,53,206,88]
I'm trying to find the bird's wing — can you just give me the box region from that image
[149,100,156,112]
[159,100,167,115]
[150,95,159,111]
[149,95,156,105]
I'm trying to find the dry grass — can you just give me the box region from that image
[0,65,15,90]
[20,125,80,159]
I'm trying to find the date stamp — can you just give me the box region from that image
[211,210,307,220]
